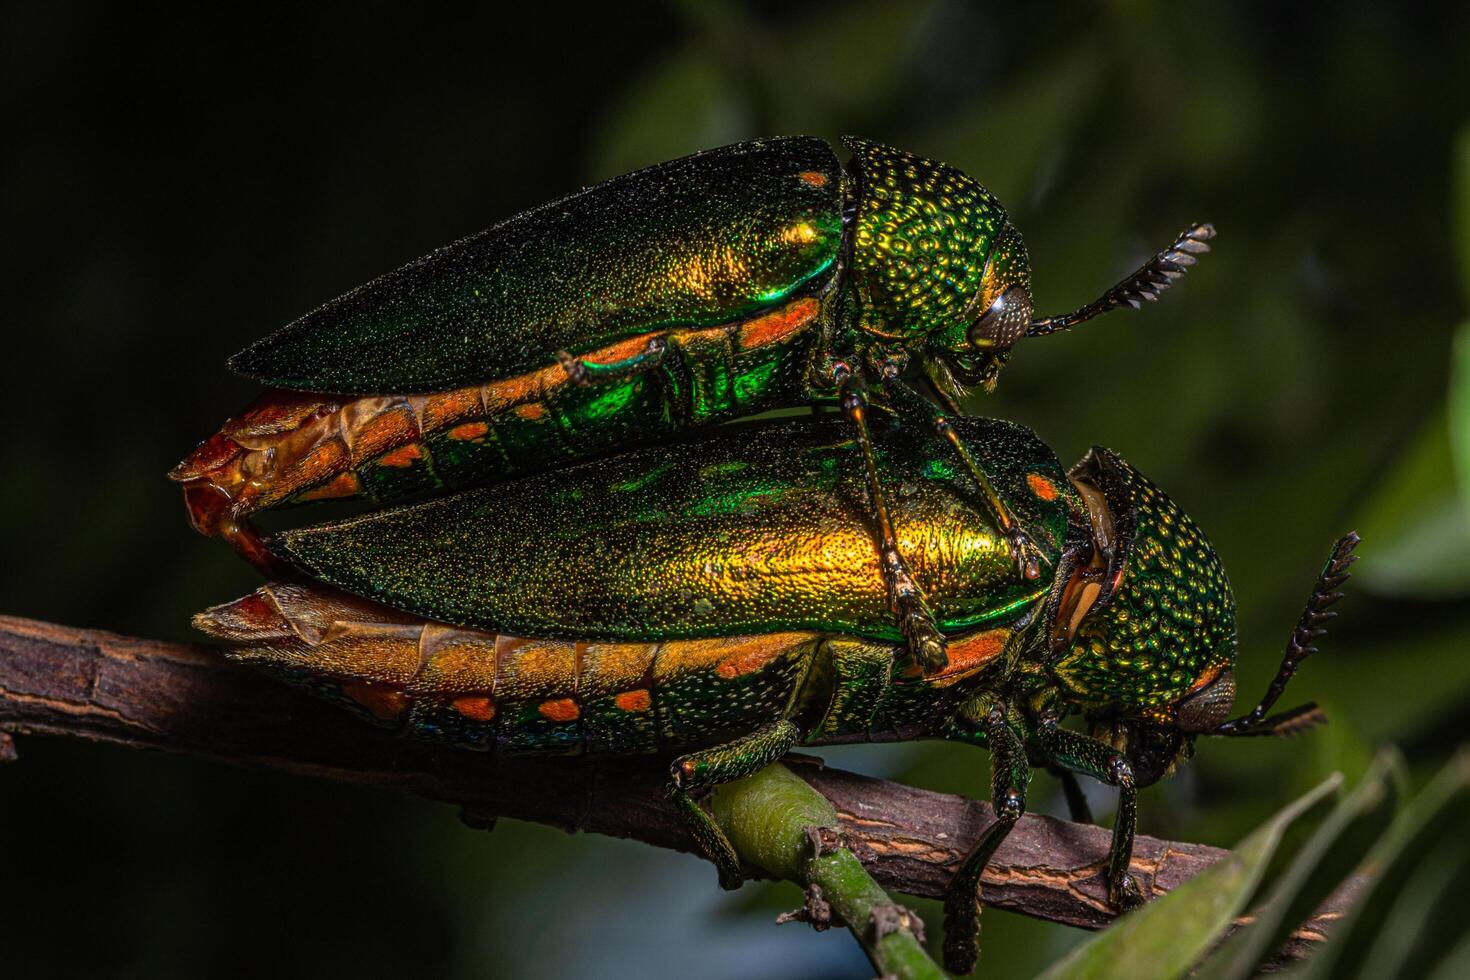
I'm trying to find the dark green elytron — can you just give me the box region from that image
[174,136,1214,672]
[195,415,1355,974]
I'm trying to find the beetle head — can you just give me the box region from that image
[921,222,1036,395]
[1047,448,1239,783]
[842,138,1030,389]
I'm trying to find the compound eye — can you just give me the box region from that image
[1174,669,1237,733]
[967,285,1033,350]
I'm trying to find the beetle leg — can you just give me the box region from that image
[668,719,802,890]
[556,336,668,386]
[1051,767,1095,825]
[831,365,948,674]
[883,372,1049,582]
[1034,723,1144,911]
[943,701,1031,975]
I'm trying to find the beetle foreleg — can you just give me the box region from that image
[942,701,1031,975]
[883,372,1049,582]
[668,719,802,890]
[557,336,668,386]
[1035,723,1144,912]
[832,365,949,674]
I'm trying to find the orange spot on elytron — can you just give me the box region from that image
[378,444,423,468]
[614,689,652,712]
[452,695,496,722]
[515,402,547,421]
[448,421,490,441]
[798,170,828,188]
[1027,473,1059,501]
[297,470,362,502]
[908,629,1011,681]
[738,297,820,351]
[538,698,580,722]
[342,682,408,721]
[716,638,785,679]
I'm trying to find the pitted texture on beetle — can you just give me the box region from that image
[196,584,1024,755]
[229,137,843,393]
[1057,456,1237,710]
[273,417,1071,644]
[844,138,1009,340]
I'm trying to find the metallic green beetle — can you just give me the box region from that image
[194,415,1354,974]
[174,136,1214,673]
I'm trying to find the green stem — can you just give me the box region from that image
[711,763,947,980]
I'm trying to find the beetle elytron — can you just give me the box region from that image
[194,415,1355,974]
[173,136,1214,674]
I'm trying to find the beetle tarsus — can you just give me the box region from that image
[1035,723,1144,917]
[668,720,802,890]
[943,703,1029,975]
[669,786,744,890]
[556,336,668,387]
[1110,871,1145,911]
[1007,525,1049,581]
[890,577,948,674]
[882,373,1051,585]
[835,365,951,674]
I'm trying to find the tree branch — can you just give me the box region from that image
[714,763,946,980]
[0,613,1350,958]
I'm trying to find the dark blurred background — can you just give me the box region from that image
[4,2,1469,977]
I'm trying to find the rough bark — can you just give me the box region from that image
[0,613,1351,957]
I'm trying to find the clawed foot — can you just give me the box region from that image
[1109,871,1145,912]
[1005,525,1048,582]
[669,787,745,890]
[891,579,947,673]
[714,858,744,891]
[556,336,666,387]
[555,349,592,385]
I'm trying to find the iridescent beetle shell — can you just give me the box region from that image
[843,139,1028,345]
[174,135,1211,572]
[195,412,1353,977]
[1058,448,1237,716]
[206,416,1244,751]
[227,137,1026,395]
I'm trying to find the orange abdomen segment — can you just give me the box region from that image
[171,297,823,559]
[194,583,824,756]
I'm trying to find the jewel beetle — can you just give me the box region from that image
[194,413,1356,975]
[173,135,1215,675]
